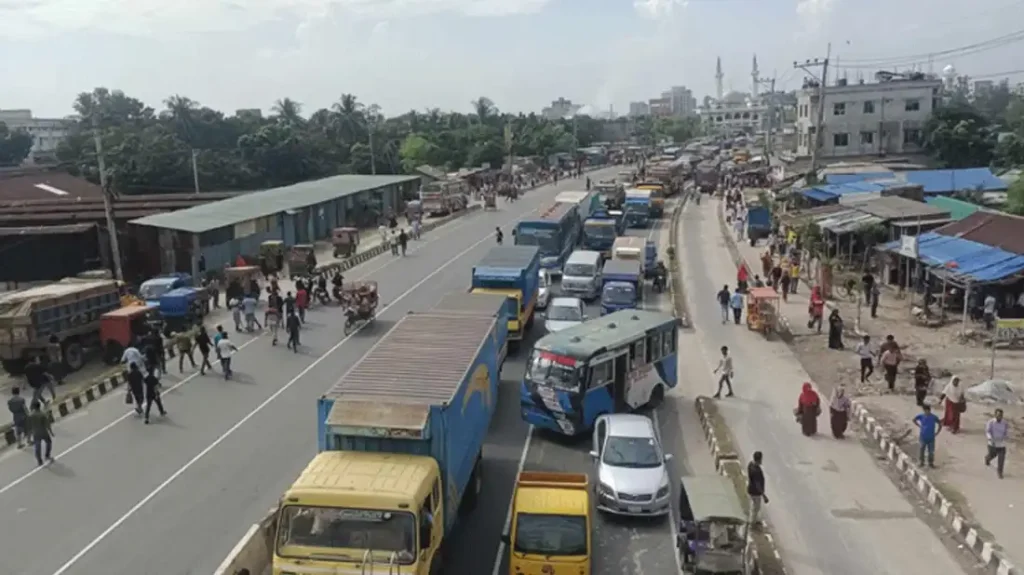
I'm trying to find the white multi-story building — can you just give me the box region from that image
[648,97,673,117]
[0,109,70,164]
[698,91,770,133]
[628,101,650,117]
[665,86,697,117]
[795,76,942,158]
[541,98,581,120]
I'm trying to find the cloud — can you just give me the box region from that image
[795,0,836,28]
[633,0,688,19]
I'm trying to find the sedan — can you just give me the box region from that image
[536,269,552,310]
[543,297,586,333]
[591,413,673,517]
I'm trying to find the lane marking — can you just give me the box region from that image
[0,199,545,495]
[48,203,551,575]
[490,425,533,575]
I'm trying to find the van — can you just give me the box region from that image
[560,250,603,300]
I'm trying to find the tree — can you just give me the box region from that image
[1007,178,1024,216]
[0,122,34,166]
[923,103,995,168]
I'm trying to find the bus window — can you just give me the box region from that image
[631,339,646,369]
[590,361,612,389]
[646,332,662,363]
[662,329,675,356]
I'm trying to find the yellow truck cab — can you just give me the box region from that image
[504,472,591,575]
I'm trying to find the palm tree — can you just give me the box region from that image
[272,98,304,124]
[333,94,366,145]
[471,97,495,124]
[164,95,199,144]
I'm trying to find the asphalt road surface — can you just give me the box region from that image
[676,197,971,575]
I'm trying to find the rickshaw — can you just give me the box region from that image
[339,280,378,335]
[484,191,498,210]
[224,265,261,306]
[332,227,360,258]
[288,244,317,278]
[745,286,780,338]
[676,475,752,574]
[259,240,285,274]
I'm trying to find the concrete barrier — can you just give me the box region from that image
[214,509,276,575]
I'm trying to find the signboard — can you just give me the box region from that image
[996,318,1024,343]
[897,235,919,259]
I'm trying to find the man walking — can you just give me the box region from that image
[286,310,301,352]
[193,326,214,375]
[242,293,261,332]
[126,362,145,415]
[747,451,768,527]
[717,285,730,324]
[985,408,1009,479]
[216,333,239,380]
[729,290,744,325]
[7,387,28,448]
[712,345,735,399]
[26,401,53,466]
[24,356,54,405]
[143,366,166,424]
[398,229,408,256]
[913,403,942,468]
[175,330,196,373]
[855,335,874,383]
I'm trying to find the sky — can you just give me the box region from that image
[2,0,1024,119]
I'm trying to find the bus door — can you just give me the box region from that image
[625,337,649,408]
[610,351,629,412]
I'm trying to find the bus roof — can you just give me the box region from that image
[523,202,575,223]
[534,309,678,360]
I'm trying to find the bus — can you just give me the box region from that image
[516,202,579,276]
[519,309,680,436]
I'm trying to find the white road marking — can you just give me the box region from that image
[490,424,533,575]
[48,210,541,575]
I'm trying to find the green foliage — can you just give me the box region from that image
[1007,178,1024,216]
[57,87,698,194]
[923,103,995,168]
[0,122,34,166]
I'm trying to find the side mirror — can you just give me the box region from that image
[589,450,599,459]
[500,533,511,545]
[665,453,674,462]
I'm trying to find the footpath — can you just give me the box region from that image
[723,197,1020,575]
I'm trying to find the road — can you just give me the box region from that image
[676,197,971,575]
[0,169,714,575]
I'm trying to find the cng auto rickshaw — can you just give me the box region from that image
[332,227,360,258]
[745,286,780,338]
[288,244,317,277]
[259,240,285,274]
[676,475,752,575]
[100,303,161,365]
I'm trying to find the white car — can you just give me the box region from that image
[543,297,586,333]
[536,269,553,310]
[591,413,673,517]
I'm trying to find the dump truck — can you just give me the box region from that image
[0,278,121,375]
[502,472,592,575]
[215,310,503,575]
[471,245,541,343]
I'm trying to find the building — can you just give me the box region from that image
[664,86,697,117]
[648,97,673,117]
[698,91,770,133]
[0,109,71,165]
[628,101,650,117]
[795,75,942,159]
[541,98,581,120]
[129,174,420,277]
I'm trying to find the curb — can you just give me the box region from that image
[852,402,1018,575]
[1,205,482,450]
[716,198,1017,575]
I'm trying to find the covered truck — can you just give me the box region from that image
[695,161,720,193]
[220,310,504,575]
[430,291,510,364]
[612,236,648,276]
[471,246,541,343]
[555,190,602,223]
[745,203,772,246]
[601,259,643,315]
[582,216,620,257]
[0,278,121,374]
[420,179,468,216]
[623,189,653,228]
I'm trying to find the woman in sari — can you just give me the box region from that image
[737,263,750,294]
[829,386,852,439]
[939,376,965,434]
[827,309,844,350]
[795,382,821,436]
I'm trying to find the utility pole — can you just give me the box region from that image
[755,76,777,158]
[190,148,201,194]
[368,129,377,175]
[504,122,514,178]
[91,114,124,281]
[794,43,831,183]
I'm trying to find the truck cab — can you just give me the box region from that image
[503,472,591,575]
[635,181,665,218]
[471,246,541,342]
[138,273,192,308]
[600,259,642,315]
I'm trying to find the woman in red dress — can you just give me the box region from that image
[795,382,821,436]
[737,262,750,293]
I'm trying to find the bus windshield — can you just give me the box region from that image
[276,506,416,564]
[625,204,649,216]
[514,513,588,556]
[527,350,580,391]
[516,228,559,254]
[584,222,616,238]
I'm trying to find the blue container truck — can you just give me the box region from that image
[471,245,540,343]
[623,189,653,228]
[516,203,577,273]
[431,291,510,365]
[746,204,772,246]
[601,259,643,315]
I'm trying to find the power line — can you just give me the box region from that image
[836,29,1024,69]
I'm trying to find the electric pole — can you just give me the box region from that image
[755,76,777,159]
[91,114,124,282]
[191,148,201,194]
[504,122,514,178]
[794,43,831,183]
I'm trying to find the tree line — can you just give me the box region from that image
[40,88,701,195]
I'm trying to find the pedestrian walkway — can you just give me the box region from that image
[725,199,1023,570]
[677,198,972,575]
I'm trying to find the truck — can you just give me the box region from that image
[0,278,121,375]
[216,310,503,575]
[555,190,602,223]
[471,245,541,343]
[612,236,649,275]
[501,472,592,575]
[634,181,665,217]
[593,181,625,211]
[745,203,772,246]
[515,203,576,274]
[582,217,619,257]
[695,161,720,193]
[138,272,192,308]
[420,179,468,216]
[623,188,653,228]
[430,291,510,365]
[600,259,643,315]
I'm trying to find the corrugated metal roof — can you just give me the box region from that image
[903,168,1006,194]
[934,211,1024,255]
[823,172,895,184]
[817,210,884,234]
[129,174,419,234]
[0,172,104,201]
[324,313,496,405]
[844,196,948,221]
[477,246,538,269]
[778,204,847,225]
[0,223,95,237]
[882,232,1024,284]
[924,196,983,221]
[430,292,507,317]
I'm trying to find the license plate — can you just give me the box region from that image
[627,505,642,513]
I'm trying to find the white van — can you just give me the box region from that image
[560,250,603,300]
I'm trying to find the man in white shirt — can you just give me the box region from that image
[713,346,735,399]
[983,294,997,330]
[215,334,239,380]
[985,409,1009,479]
[855,335,875,383]
[121,345,144,372]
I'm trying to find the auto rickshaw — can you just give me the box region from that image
[288,244,317,277]
[99,303,161,365]
[332,227,360,258]
[484,191,497,210]
[676,475,752,574]
[745,286,780,338]
[224,265,261,305]
[259,240,285,274]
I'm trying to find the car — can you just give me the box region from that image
[536,269,553,310]
[590,413,673,517]
[543,297,586,333]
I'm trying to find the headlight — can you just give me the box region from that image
[656,485,670,499]
[598,482,615,498]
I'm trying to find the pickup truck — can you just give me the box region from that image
[214,309,503,575]
[471,245,541,343]
[502,472,592,575]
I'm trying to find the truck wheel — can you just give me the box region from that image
[63,340,85,372]
[1,358,27,376]
[103,340,124,366]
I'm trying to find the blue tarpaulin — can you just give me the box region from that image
[882,232,1024,283]
[801,188,835,202]
[824,172,895,185]
[801,182,888,202]
[903,168,1007,195]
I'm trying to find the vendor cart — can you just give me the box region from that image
[745,286,780,338]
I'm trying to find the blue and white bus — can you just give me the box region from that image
[520,309,680,436]
[516,202,579,276]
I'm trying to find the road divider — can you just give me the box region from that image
[213,510,275,575]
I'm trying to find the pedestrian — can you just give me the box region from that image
[984,408,1009,479]
[412,218,421,240]
[736,263,749,293]
[126,362,145,414]
[939,376,965,433]
[266,303,282,345]
[829,385,852,439]
[286,310,301,352]
[143,366,166,424]
[7,387,28,448]
[770,262,783,290]
[143,328,166,373]
[121,343,145,373]
[869,283,880,318]
[26,401,53,466]
[46,335,65,386]
[794,382,821,436]
[231,299,244,332]
[193,326,214,375]
[216,333,238,380]
[284,291,296,319]
[982,293,997,330]
[729,289,744,325]
[855,335,874,383]
[789,260,800,294]
[913,359,932,407]
[24,356,53,405]
[913,403,942,468]
[807,286,824,333]
[746,451,768,527]
[878,335,902,391]
[779,272,790,302]
[174,330,196,373]
[242,293,262,331]
[398,229,408,256]
[390,229,400,255]
[295,285,308,323]
[716,285,730,324]
[712,345,735,399]
[827,309,844,350]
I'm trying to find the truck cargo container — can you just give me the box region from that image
[555,190,601,223]
[431,291,510,364]
[471,245,540,342]
[623,188,653,228]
